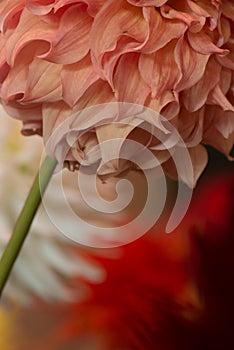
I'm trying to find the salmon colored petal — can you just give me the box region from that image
[216,54,234,71]
[61,54,99,107]
[5,9,55,66]
[178,107,204,147]
[160,4,205,33]
[187,0,219,31]
[0,0,24,32]
[127,0,167,5]
[217,17,231,47]
[43,4,93,64]
[219,68,232,95]
[113,53,150,104]
[54,0,106,17]
[139,40,181,98]
[183,57,221,112]
[214,110,234,139]
[98,36,142,86]
[26,0,56,15]
[74,80,115,111]
[203,105,234,156]
[2,100,42,135]
[187,29,229,55]
[1,48,62,104]
[187,145,208,187]
[163,144,208,188]
[26,0,98,16]
[90,0,148,72]
[22,58,62,103]
[141,7,186,54]
[221,0,234,22]
[0,35,9,83]
[208,85,234,111]
[0,54,30,102]
[79,0,107,17]
[42,101,72,143]
[174,36,210,91]
[146,91,180,120]
[95,122,140,175]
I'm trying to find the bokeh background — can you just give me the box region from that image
[0,106,233,349]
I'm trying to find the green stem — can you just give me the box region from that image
[0,156,57,298]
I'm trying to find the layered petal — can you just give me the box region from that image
[139,40,181,98]
[61,54,99,107]
[113,53,150,104]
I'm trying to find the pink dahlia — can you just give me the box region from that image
[0,0,233,185]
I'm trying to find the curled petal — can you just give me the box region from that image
[139,40,181,98]
[187,29,229,55]
[0,35,9,83]
[95,122,140,176]
[26,0,56,15]
[127,0,167,6]
[26,0,105,16]
[178,106,204,147]
[0,0,24,32]
[2,100,42,135]
[187,0,219,31]
[163,144,208,188]
[208,84,234,111]
[62,54,99,107]
[217,17,231,47]
[90,0,148,72]
[174,36,210,91]
[216,54,234,71]
[1,51,62,104]
[141,7,186,54]
[221,0,234,22]
[183,57,221,112]
[215,110,234,139]
[113,53,150,104]
[203,105,234,156]
[1,53,30,102]
[160,5,205,33]
[74,80,115,111]
[146,90,180,120]
[5,9,55,66]
[42,4,93,64]
[42,101,72,143]
[22,58,62,103]
[187,145,208,187]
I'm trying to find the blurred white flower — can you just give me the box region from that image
[0,106,108,305]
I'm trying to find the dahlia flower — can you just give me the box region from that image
[0,0,233,186]
[0,106,107,304]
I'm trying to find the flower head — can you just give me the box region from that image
[0,0,233,185]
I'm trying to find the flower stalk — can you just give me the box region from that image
[0,156,57,298]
